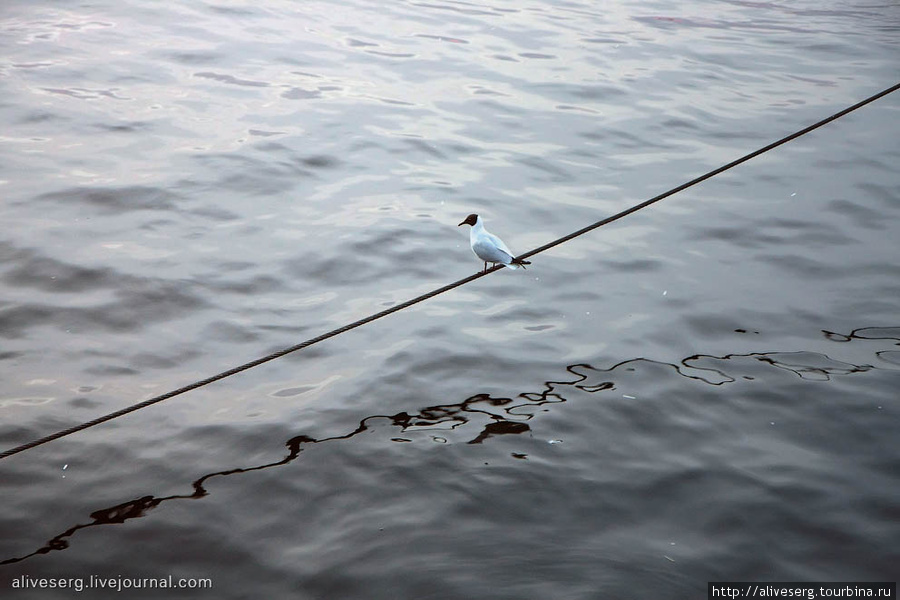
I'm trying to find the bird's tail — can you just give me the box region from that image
[509,257,531,270]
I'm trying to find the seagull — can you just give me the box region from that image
[458,213,531,273]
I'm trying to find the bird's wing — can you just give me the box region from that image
[473,237,514,264]
[484,232,514,256]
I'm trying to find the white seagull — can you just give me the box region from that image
[458,213,531,273]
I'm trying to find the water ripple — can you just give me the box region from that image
[34,186,181,215]
[3,325,896,567]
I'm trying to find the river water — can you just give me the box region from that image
[1,0,898,598]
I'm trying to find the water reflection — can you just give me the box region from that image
[2,326,896,565]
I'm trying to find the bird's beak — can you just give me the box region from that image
[457,220,465,226]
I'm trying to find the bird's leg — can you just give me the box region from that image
[483,262,487,273]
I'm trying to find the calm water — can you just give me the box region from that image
[1,0,899,597]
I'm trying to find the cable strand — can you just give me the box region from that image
[2,81,897,461]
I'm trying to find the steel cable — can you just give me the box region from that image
[2,81,897,461]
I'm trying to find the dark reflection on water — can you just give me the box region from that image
[823,325,900,344]
[4,326,895,566]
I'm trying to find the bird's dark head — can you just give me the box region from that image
[458,213,479,227]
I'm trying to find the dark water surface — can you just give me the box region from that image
[1,0,899,598]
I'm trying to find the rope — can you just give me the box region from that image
[2,81,898,461]
[517,81,900,261]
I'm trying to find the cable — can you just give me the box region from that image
[2,81,898,461]
[0,269,492,460]
[517,81,900,261]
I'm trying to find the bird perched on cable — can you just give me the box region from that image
[458,213,531,273]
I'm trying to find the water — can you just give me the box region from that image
[1,0,898,597]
